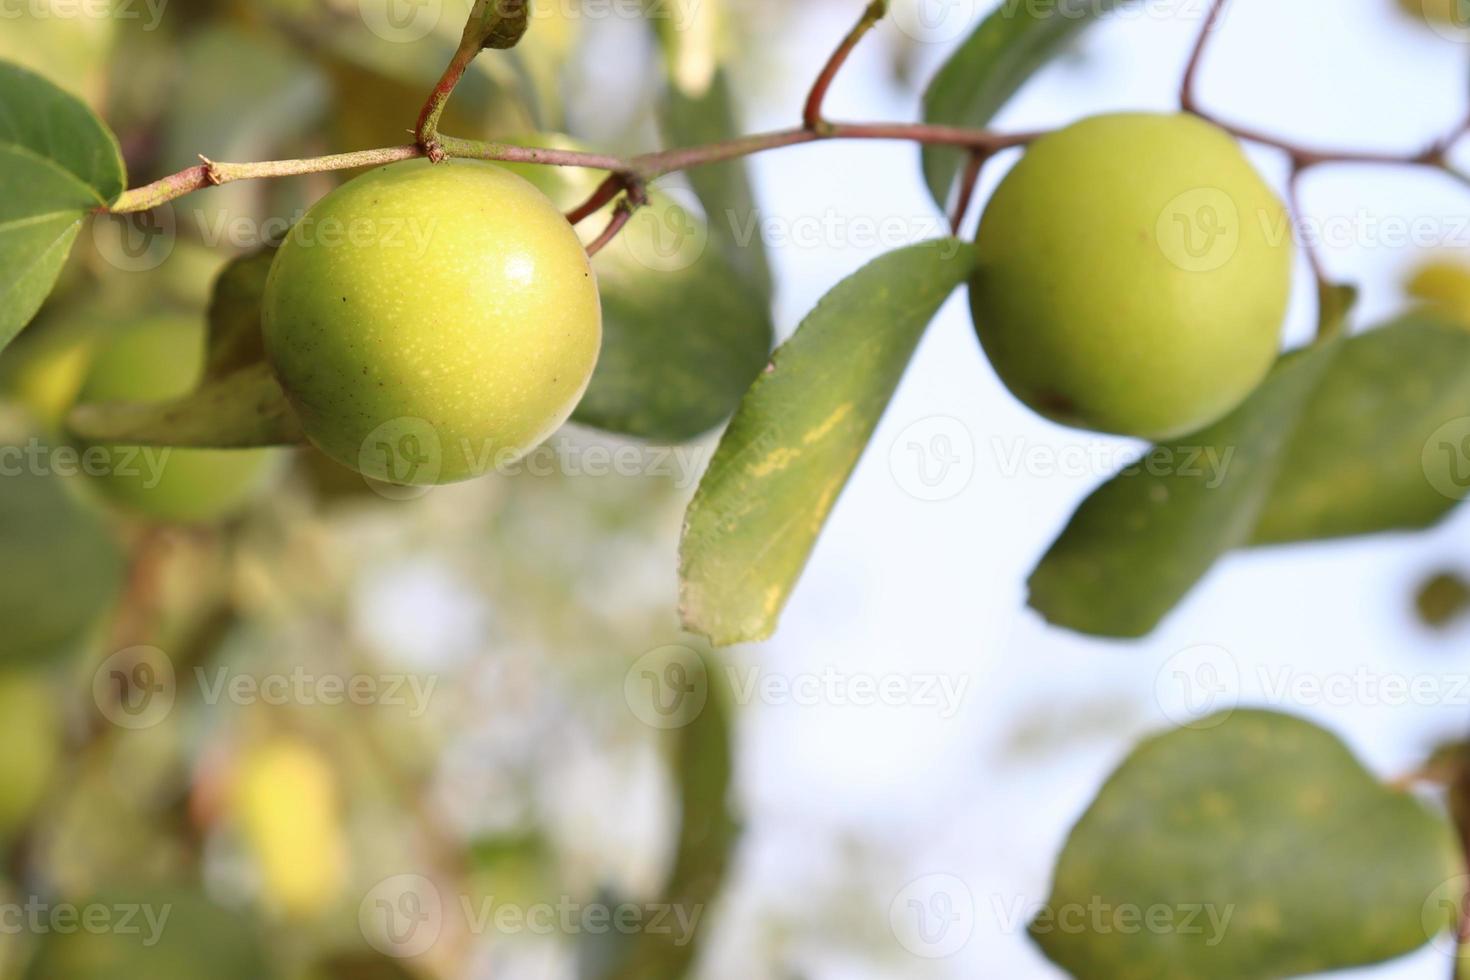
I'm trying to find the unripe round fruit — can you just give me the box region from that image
[261,159,602,486]
[970,113,1293,439]
[78,316,281,522]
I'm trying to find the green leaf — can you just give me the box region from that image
[0,60,127,349]
[0,422,124,664]
[1028,343,1336,638]
[920,0,1126,209]
[25,884,272,980]
[1034,710,1458,979]
[67,362,305,449]
[0,60,124,201]
[1253,313,1470,544]
[680,241,974,645]
[462,0,530,50]
[659,67,774,298]
[204,248,275,381]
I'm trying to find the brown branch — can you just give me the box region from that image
[950,150,990,235]
[1179,0,1230,115]
[566,174,627,225]
[586,186,648,257]
[804,1,888,132]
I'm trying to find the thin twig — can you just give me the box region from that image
[566,174,627,225]
[1179,0,1230,115]
[803,0,888,132]
[950,150,990,235]
[586,186,648,257]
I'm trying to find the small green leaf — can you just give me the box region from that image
[0,60,127,349]
[1035,710,1459,979]
[204,248,275,381]
[0,423,124,664]
[67,362,304,449]
[462,0,529,50]
[680,241,974,645]
[1253,313,1470,544]
[920,0,1127,209]
[1028,343,1336,638]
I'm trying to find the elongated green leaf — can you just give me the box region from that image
[1253,314,1470,544]
[1028,344,1336,638]
[0,61,127,349]
[67,362,304,449]
[680,241,974,645]
[205,248,275,380]
[0,60,124,201]
[920,0,1126,209]
[1035,710,1458,979]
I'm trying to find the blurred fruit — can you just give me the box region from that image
[0,672,61,841]
[1415,570,1470,628]
[75,316,282,523]
[970,112,1293,439]
[262,159,601,485]
[1405,257,1470,328]
[233,737,347,916]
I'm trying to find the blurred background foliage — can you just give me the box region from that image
[0,0,788,976]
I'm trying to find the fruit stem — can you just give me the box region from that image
[585,184,649,257]
[415,40,479,161]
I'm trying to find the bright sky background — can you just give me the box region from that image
[698,0,1470,975]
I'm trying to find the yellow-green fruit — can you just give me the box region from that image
[234,737,347,916]
[261,159,602,485]
[78,316,281,522]
[970,113,1293,439]
[0,672,60,840]
[1406,258,1470,328]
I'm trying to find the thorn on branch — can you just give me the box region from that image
[198,155,223,185]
